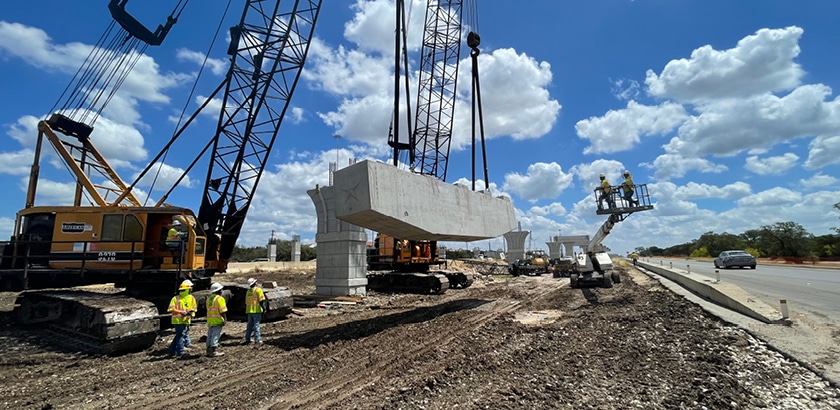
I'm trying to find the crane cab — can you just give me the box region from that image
[1,206,207,290]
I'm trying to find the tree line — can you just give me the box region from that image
[635,218,840,261]
[230,240,317,262]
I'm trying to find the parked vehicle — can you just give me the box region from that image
[714,250,756,269]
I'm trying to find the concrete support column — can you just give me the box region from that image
[291,234,301,262]
[562,243,574,258]
[503,230,529,263]
[308,185,368,296]
[546,241,562,259]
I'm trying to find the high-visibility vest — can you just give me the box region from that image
[245,287,266,314]
[601,179,611,193]
[206,294,228,326]
[622,176,635,194]
[168,294,196,325]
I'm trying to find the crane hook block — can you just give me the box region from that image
[467,31,481,49]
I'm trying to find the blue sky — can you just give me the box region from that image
[1,1,839,256]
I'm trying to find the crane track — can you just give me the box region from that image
[145,279,568,410]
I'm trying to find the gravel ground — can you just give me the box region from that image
[0,265,838,409]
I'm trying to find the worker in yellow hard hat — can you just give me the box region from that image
[167,279,197,359]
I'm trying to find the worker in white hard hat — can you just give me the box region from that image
[205,282,228,357]
[244,278,267,347]
[167,279,197,359]
[165,220,184,249]
[596,173,615,210]
[621,170,640,207]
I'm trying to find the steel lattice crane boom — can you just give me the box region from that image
[2,0,322,354]
[198,0,322,272]
[389,0,483,184]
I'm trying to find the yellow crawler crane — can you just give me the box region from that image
[0,0,319,353]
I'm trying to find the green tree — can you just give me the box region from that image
[689,246,710,258]
[833,202,840,234]
[757,221,813,257]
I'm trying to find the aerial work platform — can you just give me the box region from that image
[595,183,654,215]
[333,160,516,242]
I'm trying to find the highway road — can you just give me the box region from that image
[643,258,840,322]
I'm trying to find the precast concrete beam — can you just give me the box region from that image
[333,160,515,241]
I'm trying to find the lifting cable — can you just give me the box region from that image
[47,0,189,128]
[141,0,234,206]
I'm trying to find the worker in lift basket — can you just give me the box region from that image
[206,282,228,357]
[167,280,197,359]
[597,173,615,209]
[621,170,640,207]
[244,278,267,348]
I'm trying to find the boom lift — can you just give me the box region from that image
[569,183,654,289]
[366,0,487,293]
[0,0,322,353]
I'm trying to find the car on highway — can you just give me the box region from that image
[713,250,756,269]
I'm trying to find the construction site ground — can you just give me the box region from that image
[1,263,839,410]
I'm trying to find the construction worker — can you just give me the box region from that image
[167,279,197,359]
[597,173,615,209]
[206,282,227,357]
[631,252,639,266]
[621,170,640,207]
[165,220,183,249]
[244,277,267,347]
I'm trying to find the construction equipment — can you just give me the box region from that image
[509,250,550,276]
[568,183,654,289]
[363,0,489,294]
[549,257,576,278]
[366,233,472,293]
[0,0,318,353]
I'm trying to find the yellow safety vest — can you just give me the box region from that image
[168,294,197,325]
[206,294,227,326]
[245,287,266,314]
[622,176,635,194]
[601,179,611,193]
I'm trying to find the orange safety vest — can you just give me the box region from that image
[206,294,227,326]
[245,287,266,314]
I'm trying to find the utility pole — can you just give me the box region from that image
[334,134,342,168]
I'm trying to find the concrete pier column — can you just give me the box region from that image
[503,230,529,263]
[563,243,575,258]
[546,240,562,259]
[308,184,368,296]
[291,234,301,262]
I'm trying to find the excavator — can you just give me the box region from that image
[569,181,654,289]
[364,0,488,294]
[0,0,321,353]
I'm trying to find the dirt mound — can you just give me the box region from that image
[0,268,837,409]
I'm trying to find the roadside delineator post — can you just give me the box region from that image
[715,269,720,283]
[780,299,789,319]
[660,260,663,266]
[686,264,690,274]
[669,262,673,269]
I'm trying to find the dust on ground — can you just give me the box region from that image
[0,266,838,410]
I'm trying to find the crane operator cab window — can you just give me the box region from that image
[165,218,187,250]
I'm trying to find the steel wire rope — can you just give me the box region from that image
[48,20,117,118]
[142,0,233,206]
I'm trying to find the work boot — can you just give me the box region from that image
[206,347,213,357]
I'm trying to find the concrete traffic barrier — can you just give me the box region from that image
[637,260,783,324]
